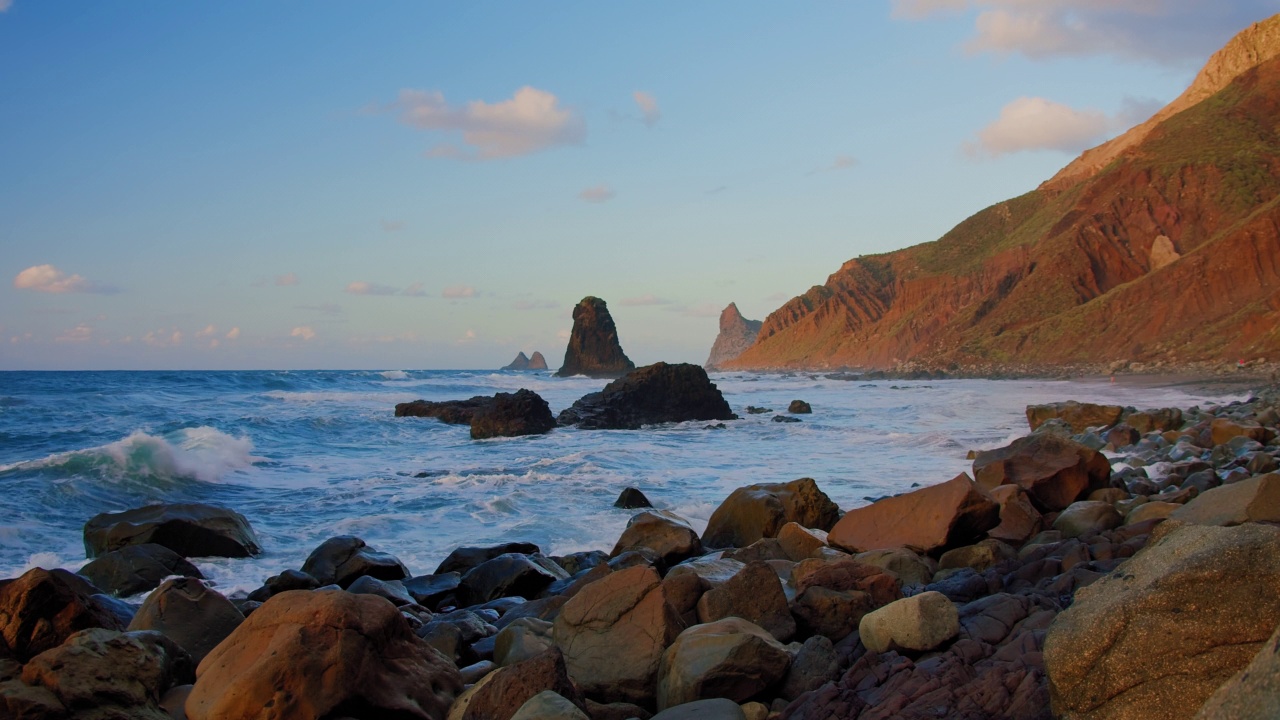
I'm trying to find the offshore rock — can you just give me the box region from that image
[77,543,203,597]
[502,352,549,371]
[469,389,557,439]
[395,396,492,423]
[705,303,763,370]
[555,297,635,378]
[558,362,735,430]
[83,503,261,559]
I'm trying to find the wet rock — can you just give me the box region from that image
[1170,472,1280,526]
[1045,522,1280,720]
[745,406,772,414]
[986,484,1044,545]
[973,434,1112,511]
[662,570,710,628]
[457,554,562,607]
[395,396,492,423]
[788,400,812,414]
[83,503,261,559]
[615,487,653,509]
[246,568,319,603]
[1026,401,1124,433]
[776,522,828,562]
[186,590,461,720]
[437,542,542,575]
[696,561,795,642]
[858,591,959,653]
[551,551,608,577]
[450,648,586,720]
[611,510,704,568]
[828,473,1000,554]
[300,535,409,588]
[772,415,802,423]
[555,296,636,379]
[702,478,841,549]
[347,575,415,606]
[657,618,791,710]
[76,543,202,598]
[558,362,735,429]
[470,389,557,440]
[552,566,682,706]
[127,577,243,666]
[403,572,462,608]
[495,617,556,668]
[0,568,128,662]
[665,557,745,588]
[1105,424,1141,449]
[1052,501,1123,538]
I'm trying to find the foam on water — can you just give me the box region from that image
[0,427,262,484]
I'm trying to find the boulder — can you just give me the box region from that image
[789,585,875,641]
[450,648,586,720]
[1026,401,1124,433]
[77,543,203,597]
[1045,522,1280,720]
[695,561,795,642]
[247,569,320,603]
[858,591,959,653]
[827,473,1000,554]
[776,522,828,562]
[457,553,562,607]
[83,503,261,559]
[1211,418,1270,446]
[470,389,557,440]
[790,555,901,605]
[779,635,839,701]
[1052,501,1124,539]
[973,434,1112,511]
[403,572,462,608]
[704,303,763,371]
[611,510,703,568]
[495,618,556,668]
[702,478,840,549]
[186,590,462,720]
[1124,408,1184,434]
[1124,501,1179,525]
[937,539,1016,574]
[300,535,409,588]
[656,618,791,710]
[552,566,683,706]
[651,698,745,720]
[853,548,936,587]
[0,568,128,662]
[1193,621,1280,719]
[347,575,415,606]
[437,542,543,575]
[788,400,812,414]
[21,628,193,718]
[511,690,590,720]
[557,362,735,429]
[555,296,636,378]
[127,577,243,666]
[615,487,654,509]
[985,484,1044,544]
[665,557,745,588]
[1106,424,1141,449]
[394,396,491,423]
[1170,473,1280,526]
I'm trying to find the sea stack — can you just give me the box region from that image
[555,297,636,378]
[527,351,548,370]
[705,302,763,370]
[502,352,532,370]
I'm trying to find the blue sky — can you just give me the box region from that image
[1,1,1274,370]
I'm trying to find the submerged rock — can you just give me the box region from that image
[558,362,736,430]
[555,297,635,379]
[395,396,492,423]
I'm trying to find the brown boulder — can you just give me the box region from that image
[789,555,901,606]
[611,510,704,568]
[788,586,874,641]
[695,561,795,642]
[776,522,828,562]
[1170,473,1280,526]
[1193,620,1280,719]
[1211,418,1270,446]
[656,618,790,711]
[853,548,936,587]
[986,484,1044,544]
[1124,408,1184,434]
[127,577,244,666]
[0,568,128,662]
[1026,401,1124,433]
[555,297,635,379]
[1045,522,1280,720]
[552,565,683,706]
[185,589,461,720]
[702,478,840,549]
[827,473,1000,554]
[452,648,586,720]
[973,434,1111,511]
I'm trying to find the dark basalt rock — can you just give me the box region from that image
[470,389,556,440]
[78,543,203,597]
[789,400,812,414]
[403,572,462,609]
[436,542,543,575]
[246,569,319,603]
[774,415,802,423]
[456,554,562,607]
[300,536,409,588]
[558,362,736,430]
[555,297,636,378]
[615,487,654,509]
[394,395,492,423]
[83,503,261,560]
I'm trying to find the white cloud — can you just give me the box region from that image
[455,329,477,345]
[891,0,1275,63]
[442,285,477,299]
[55,324,93,344]
[633,91,661,127]
[13,264,93,294]
[967,96,1111,157]
[556,329,571,340]
[402,282,427,297]
[275,273,299,287]
[291,326,316,341]
[345,281,399,296]
[619,294,672,307]
[392,86,586,160]
[225,327,241,340]
[578,184,616,204]
[196,324,217,338]
[142,329,183,347]
[208,339,220,349]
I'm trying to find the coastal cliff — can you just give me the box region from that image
[705,303,763,370]
[726,15,1280,371]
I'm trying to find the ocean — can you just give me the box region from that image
[0,369,1244,597]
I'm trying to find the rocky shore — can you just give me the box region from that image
[5,388,1280,719]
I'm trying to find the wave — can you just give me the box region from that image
[379,370,410,380]
[0,426,262,484]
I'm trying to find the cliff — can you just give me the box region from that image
[704,303,764,370]
[727,14,1280,371]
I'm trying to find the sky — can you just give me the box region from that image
[1,1,1275,371]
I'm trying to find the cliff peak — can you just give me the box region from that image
[705,303,763,370]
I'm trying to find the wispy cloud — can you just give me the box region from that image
[403,282,427,297]
[55,323,93,344]
[619,294,672,307]
[891,0,1275,63]
[275,272,300,287]
[442,284,477,299]
[345,281,399,296]
[966,95,1159,157]
[455,329,477,345]
[225,327,241,340]
[291,326,316,341]
[143,329,183,347]
[808,154,859,175]
[578,184,616,204]
[380,219,405,233]
[390,86,586,160]
[196,324,218,338]
[633,91,661,127]
[13,264,115,294]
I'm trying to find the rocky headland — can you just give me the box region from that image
[724,14,1280,373]
[7,385,1280,719]
[556,297,635,379]
[705,303,763,371]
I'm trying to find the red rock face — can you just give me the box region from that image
[555,297,636,378]
[725,51,1280,370]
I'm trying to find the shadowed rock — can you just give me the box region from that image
[556,297,635,378]
[83,503,261,560]
[705,303,763,371]
[559,363,735,430]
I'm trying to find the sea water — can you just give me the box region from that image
[0,370,1244,597]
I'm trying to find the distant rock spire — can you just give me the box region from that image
[555,297,635,378]
[705,302,763,370]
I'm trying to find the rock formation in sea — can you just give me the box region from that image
[502,351,550,371]
[725,14,1280,371]
[527,351,548,370]
[704,303,763,370]
[557,362,736,429]
[395,389,556,439]
[555,297,635,378]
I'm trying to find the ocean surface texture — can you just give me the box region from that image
[0,370,1241,596]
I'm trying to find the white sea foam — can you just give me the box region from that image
[379,370,410,380]
[0,427,262,484]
